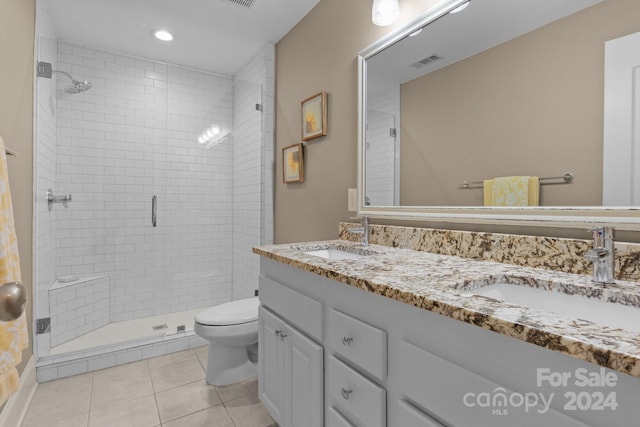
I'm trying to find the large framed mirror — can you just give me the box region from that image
[357,0,640,229]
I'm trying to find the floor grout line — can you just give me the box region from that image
[23,350,272,427]
[86,372,95,427]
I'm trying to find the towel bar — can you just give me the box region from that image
[458,173,573,189]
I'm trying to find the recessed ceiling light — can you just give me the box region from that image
[153,30,174,42]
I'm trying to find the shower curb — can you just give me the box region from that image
[35,332,206,382]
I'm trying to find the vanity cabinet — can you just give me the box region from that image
[258,276,324,427]
[326,309,388,426]
[258,258,640,427]
[259,306,323,427]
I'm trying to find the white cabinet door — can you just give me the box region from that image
[260,304,324,427]
[285,325,324,427]
[259,306,286,423]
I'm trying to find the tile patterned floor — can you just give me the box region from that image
[21,346,276,427]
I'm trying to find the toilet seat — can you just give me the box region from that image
[195,297,259,326]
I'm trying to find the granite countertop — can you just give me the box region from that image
[253,240,640,379]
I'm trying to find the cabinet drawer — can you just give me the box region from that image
[397,340,590,427]
[259,275,323,341]
[327,356,385,427]
[328,309,387,381]
[327,406,355,427]
[396,400,444,427]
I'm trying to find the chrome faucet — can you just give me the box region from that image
[47,188,72,211]
[348,216,369,246]
[584,226,615,284]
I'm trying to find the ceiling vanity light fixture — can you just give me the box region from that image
[449,0,470,14]
[153,29,174,41]
[372,0,400,27]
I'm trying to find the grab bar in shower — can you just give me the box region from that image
[152,195,157,227]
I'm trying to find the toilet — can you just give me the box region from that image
[194,297,260,386]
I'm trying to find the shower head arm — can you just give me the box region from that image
[53,70,75,82]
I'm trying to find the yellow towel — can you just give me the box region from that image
[483,176,540,206]
[0,136,28,405]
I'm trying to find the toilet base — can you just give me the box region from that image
[206,344,257,386]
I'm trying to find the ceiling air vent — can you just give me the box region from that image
[220,0,255,8]
[410,54,443,69]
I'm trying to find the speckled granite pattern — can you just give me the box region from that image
[338,223,640,282]
[253,240,640,378]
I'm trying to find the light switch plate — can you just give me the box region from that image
[347,188,358,212]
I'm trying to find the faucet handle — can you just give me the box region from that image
[586,225,614,243]
[587,225,613,233]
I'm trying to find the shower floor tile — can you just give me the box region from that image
[49,308,203,355]
[21,347,275,427]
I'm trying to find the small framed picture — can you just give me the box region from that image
[301,91,327,141]
[282,143,304,183]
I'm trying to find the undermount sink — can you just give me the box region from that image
[304,248,369,261]
[468,283,640,333]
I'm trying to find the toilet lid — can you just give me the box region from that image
[195,297,259,326]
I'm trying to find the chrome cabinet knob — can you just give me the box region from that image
[342,336,354,346]
[341,387,353,400]
[274,330,287,340]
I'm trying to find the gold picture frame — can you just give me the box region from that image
[283,143,304,183]
[301,91,327,141]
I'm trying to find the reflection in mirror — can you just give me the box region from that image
[364,0,640,208]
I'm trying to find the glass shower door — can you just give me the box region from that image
[365,109,399,206]
[154,64,236,337]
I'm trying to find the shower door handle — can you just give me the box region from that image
[152,195,157,227]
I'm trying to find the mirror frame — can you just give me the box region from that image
[357,0,640,230]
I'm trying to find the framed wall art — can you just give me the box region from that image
[301,91,327,141]
[283,143,304,183]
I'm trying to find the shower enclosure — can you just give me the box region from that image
[34,3,274,382]
[365,89,400,206]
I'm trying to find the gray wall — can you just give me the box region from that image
[275,0,640,243]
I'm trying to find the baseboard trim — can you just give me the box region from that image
[0,356,37,427]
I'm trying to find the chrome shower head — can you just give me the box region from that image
[65,80,92,94]
[55,70,92,94]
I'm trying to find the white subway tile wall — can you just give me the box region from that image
[365,89,400,206]
[34,3,273,376]
[55,41,235,323]
[49,276,110,347]
[232,44,275,300]
[34,2,59,339]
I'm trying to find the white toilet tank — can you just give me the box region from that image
[195,297,259,326]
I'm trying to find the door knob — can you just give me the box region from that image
[0,282,26,321]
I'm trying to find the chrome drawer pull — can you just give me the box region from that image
[342,336,354,346]
[341,387,353,400]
